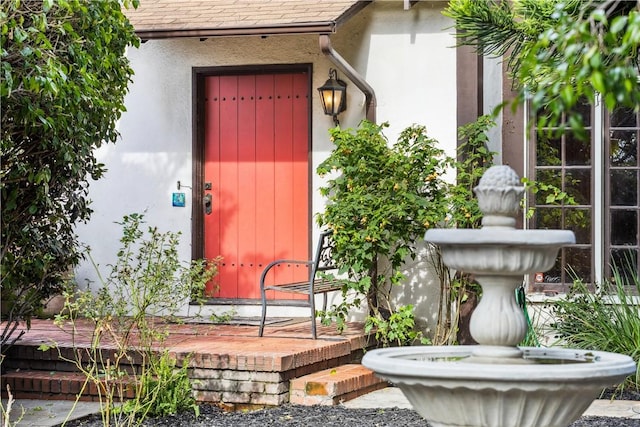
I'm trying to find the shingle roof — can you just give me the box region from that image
[125,0,371,40]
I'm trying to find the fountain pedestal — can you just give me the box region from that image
[469,275,527,358]
[362,165,636,427]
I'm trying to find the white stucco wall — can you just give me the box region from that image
[75,1,457,329]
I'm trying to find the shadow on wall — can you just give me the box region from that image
[325,240,446,334]
[395,240,442,337]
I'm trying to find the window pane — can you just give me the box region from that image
[566,208,591,244]
[566,133,591,166]
[535,169,563,205]
[610,106,638,127]
[611,170,638,206]
[530,98,596,290]
[535,207,562,229]
[565,247,592,283]
[610,209,638,245]
[574,100,592,127]
[610,248,639,288]
[540,252,563,284]
[564,169,591,205]
[610,130,638,167]
[536,135,562,166]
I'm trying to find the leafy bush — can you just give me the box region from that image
[42,214,218,426]
[119,352,198,419]
[365,304,425,347]
[551,260,640,390]
[92,213,215,336]
[1,0,140,350]
[317,121,451,346]
[317,116,500,346]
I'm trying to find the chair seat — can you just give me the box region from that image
[259,231,344,339]
[263,278,345,295]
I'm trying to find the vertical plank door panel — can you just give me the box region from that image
[292,72,310,265]
[237,75,258,299]
[274,74,297,290]
[255,74,277,299]
[204,76,222,296]
[217,75,240,298]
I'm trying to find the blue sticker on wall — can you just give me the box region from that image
[172,192,186,207]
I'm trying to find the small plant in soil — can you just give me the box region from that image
[40,213,219,427]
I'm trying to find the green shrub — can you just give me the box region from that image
[42,214,218,426]
[316,115,572,347]
[1,0,139,350]
[119,352,198,419]
[365,304,427,347]
[551,260,640,390]
[317,121,451,346]
[316,117,497,346]
[431,116,495,345]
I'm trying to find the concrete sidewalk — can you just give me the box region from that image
[1,399,101,427]
[3,388,640,426]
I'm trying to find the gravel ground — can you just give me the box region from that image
[57,404,640,427]
[59,388,640,427]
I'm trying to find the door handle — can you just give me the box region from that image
[204,194,213,215]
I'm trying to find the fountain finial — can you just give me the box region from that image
[474,165,524,228]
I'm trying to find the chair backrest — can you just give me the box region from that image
[314,231,338,272]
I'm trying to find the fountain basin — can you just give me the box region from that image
[425,228,575,274]
[362,345,636,427]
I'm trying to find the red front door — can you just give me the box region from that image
[203,71,310,299]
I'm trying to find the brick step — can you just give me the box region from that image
[3,343,144,374]
[289,363,387,406]
[1,319,376,407]
[1,369,136,402]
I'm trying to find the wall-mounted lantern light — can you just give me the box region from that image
[317,68,347,126]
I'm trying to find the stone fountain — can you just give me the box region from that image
[362,165,636,427]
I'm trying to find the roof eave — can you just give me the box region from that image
[133,1,372,41]
[135,22,338,40]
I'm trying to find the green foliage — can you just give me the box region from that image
[365,305,431,347]
[317,117,499,346]
[431,116,496,345]
[317,121,452,345]
[317,121,451,277]
[1,0,140,348]
[443,0,577,78]
[551,260,640,391]
[118,352,199,419]
[444,0,640,134]
[87,213,216,341]
[45,214,217,426]
[448,115,496,229]
[522,176,573,205]
[521,176,586,229]
[318,286,356,335]
[518,2,640,133]
[209,308,237,324]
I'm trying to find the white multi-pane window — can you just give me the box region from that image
[529,101,639,293]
